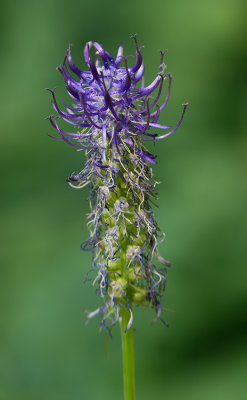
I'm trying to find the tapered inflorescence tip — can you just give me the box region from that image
[48,36,187,333]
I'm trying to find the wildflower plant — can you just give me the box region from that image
[47,35,187,400]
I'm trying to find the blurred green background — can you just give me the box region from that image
[1,0,247,399]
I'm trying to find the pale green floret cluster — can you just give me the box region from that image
[83,141,169,332]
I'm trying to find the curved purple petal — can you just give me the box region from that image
[67,45,85,78]
[115,45,124,66]
[132,75,162,100]
[144,103,188,140]
[129,35,142,74]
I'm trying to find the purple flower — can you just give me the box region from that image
[47,35,187,165]
[47,36,187,332]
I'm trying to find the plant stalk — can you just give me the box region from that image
[120,305,136,400]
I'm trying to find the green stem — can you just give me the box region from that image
[120,305,136,400]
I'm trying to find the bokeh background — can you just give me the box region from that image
[1,0,247,399]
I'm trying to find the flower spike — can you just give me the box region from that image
[47,36,187,332]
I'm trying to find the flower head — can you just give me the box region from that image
[48,36,187,333]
